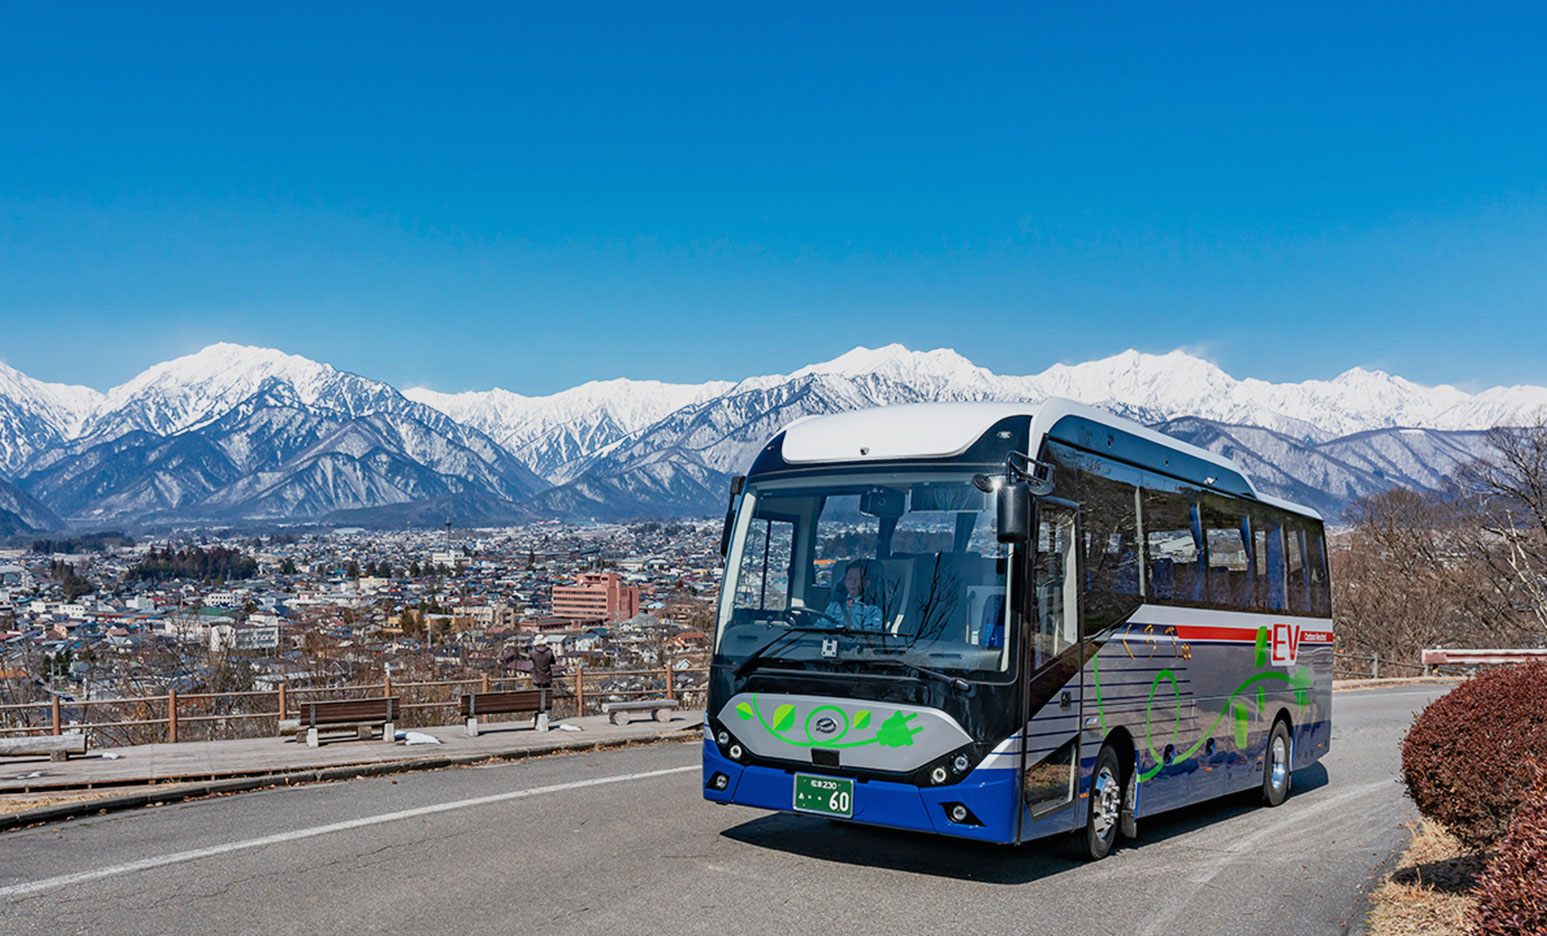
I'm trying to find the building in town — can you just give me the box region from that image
[551,572,640,625]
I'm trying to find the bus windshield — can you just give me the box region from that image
[715,470,1014,680]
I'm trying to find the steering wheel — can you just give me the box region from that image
[785,606,845,630]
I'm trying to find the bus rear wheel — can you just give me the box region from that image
[1261,720,1292,807]
[1077,744,1124,861]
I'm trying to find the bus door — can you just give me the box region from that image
[1018,499,1084,840]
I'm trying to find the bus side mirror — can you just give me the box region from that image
[997,483,1032,544]
[719,475,746,560]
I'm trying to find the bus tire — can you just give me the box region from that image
[1078,744,1124,861]
[1261,719,1292,807]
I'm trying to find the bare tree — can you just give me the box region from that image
[1332,488,1495,660]
[1457,418,1547,642]
[1334,418,1547,663]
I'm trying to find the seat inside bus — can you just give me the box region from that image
[891,552,1005,644]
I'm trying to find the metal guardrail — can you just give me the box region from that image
[1334,647,1547,679]
[0,666,709,747]
[1420,648,1547,666]
[1332,650,1428,679]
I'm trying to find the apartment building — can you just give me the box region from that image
[551,572,640,625]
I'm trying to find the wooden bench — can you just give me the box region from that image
[601,699,679,726]
[459,689,549,737]
[278,697,400,747]
[0,735,88,762]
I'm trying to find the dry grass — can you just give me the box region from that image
[0,790,125,816]
[1368,819,1488,936]
[1332,677,1465,692]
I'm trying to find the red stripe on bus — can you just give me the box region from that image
[1172,625,1257,642]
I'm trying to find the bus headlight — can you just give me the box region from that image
[709,719,747,761]
[930,766,948,784]
[952,754,971,774]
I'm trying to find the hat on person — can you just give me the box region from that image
[534,635,547,645]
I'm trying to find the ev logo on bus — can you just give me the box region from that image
[1270,622,1301,666]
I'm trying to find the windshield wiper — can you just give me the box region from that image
[867,658,970,691]
[732,625,851,678]
[911,663,971,691]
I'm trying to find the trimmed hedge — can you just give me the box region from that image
[1400,661,1547,850]
[1468,764,1547,936]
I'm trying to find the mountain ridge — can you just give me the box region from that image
[407,342,1547,456]
[1,341,1542,528]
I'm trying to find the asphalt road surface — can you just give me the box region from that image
[0,686,1443,936]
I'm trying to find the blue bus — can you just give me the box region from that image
[702,399,1333,858]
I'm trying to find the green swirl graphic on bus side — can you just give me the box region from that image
[1092,624,1314,783]
[735,696,923,749]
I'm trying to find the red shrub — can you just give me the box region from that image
[1469,765,1547,936]
[1401,661,1547,850]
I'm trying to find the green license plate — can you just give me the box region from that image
[793,773,853,818]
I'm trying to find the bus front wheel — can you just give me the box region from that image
[1077,744,1124,861]
[1261,719,1292,807]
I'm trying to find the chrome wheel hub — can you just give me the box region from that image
[1269,735,1288,791]
[1092,766,1121,839]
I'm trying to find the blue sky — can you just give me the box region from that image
[2,3,1544,394]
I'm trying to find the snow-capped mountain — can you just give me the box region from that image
[1,340,1544,527]
[759,345,1547,441]
[21,377,548,523]
[409,344,1547,484]
[81,343,414,444]
[491,345,1547,521]
[1149,419,1498,519]
[5,347,547,524]
[404,377,734,482]
[0,359,103,474]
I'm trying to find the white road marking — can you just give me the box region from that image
[0,764,698,900]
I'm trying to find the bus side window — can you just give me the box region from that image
[1254,519,1287,611]
[1043,441,1143,632]
[1203,494,1252,611]
[1289,521,1329,616]
[1033,506,1079,669]
[1143,482,1205,606]
[735,517,794,612]
[1307,528,1331,616]
[1286,527,1309,614]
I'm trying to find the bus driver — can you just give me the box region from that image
[825,560,883,631]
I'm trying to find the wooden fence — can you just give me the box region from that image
[0,666,708,748]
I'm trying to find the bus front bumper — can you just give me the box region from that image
[701,740,1017,843]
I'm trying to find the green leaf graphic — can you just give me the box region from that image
[854,710,871,730]
[1290,666,1313,705]
[735,702,754,721]
[1233,704,1249,749]
[1254,627,1269,668]
[772,704,795,732]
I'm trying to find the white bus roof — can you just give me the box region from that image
[776,399,1322,521]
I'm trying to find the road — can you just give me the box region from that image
[0,686,1441,936]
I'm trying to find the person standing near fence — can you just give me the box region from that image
[528,635,556,689]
